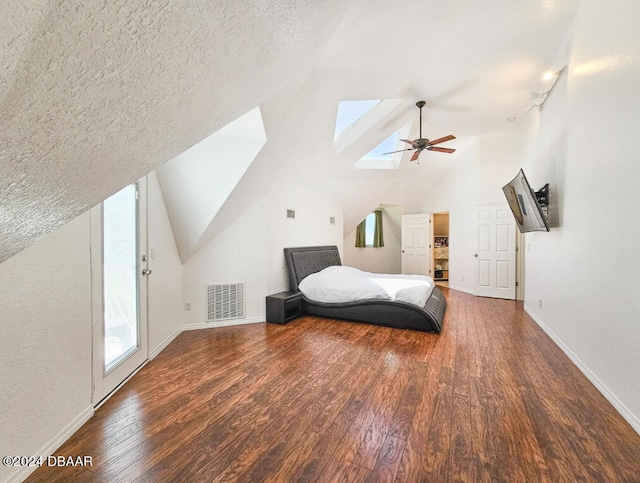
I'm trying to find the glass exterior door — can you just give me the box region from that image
[92,179,148,405]
[103,184,139,370]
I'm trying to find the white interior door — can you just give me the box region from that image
[401,214,430,275]
[474,204,516,299]
[91,178,149,405]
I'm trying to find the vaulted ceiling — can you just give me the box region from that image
[0,0,581,263]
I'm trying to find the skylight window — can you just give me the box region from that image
[334,99,381,140]
[354,121,411,170]
[363,130,400,160]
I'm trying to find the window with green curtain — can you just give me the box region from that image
[373,209,384,247]
[355,210,384,248]
[355,219,366,247]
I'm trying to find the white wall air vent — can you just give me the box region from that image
[206,282,245,322]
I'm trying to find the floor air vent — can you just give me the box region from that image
[207,283,245,322]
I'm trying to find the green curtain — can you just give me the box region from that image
[355,219,366,247]
[373,209,384,247]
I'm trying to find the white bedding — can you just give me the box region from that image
[298,265,435,308]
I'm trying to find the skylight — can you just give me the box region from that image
[354,121,411,170]
[334,99,381,140]
[363,131,400,160]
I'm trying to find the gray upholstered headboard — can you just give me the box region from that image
[284,246,342,291]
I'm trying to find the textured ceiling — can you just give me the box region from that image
[0,0,581,263]
[0,0,346,262]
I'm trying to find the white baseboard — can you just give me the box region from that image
[149,328,182,360]
[183,316,265,332]
[6,405,94,483]
[155,317,264,352]
[524,304,640,436]
[447,284,474,295]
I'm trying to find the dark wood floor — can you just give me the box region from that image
[28,288,640,482]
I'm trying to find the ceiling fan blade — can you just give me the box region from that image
[382,148,415,155]
[428,135,456,146]
[410,150,421,161]
[400,139,419,148]
[427,146,456,153]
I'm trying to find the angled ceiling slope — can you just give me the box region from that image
[156,107,266,262]
[0,0,346,264]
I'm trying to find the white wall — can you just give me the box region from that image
[267,185,345,294]
[343,206,402,273]
[478,129,527,205]
[0,173,184,482]
[182,199,269,328]
[0,214,93,483]
[521,0,640,432]
[181,183,345,328]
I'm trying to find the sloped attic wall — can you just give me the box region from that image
[0,0,347,264]
[156,107,266,263]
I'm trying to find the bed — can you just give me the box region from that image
[284,245,445,333]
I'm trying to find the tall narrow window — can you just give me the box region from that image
[355,210,384,247]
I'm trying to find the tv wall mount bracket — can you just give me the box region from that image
[535,183,549,207]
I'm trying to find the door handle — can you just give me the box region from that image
[142,268,152,276]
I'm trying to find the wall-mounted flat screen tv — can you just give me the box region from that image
[502,169,550,233]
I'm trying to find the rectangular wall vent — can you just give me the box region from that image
[286,209,296,219]
[206,282,245,322]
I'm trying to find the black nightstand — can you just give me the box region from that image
[266,291,302,324]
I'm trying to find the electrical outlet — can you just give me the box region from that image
[185,302,192,311]
[538,299,543,308]
[461,275,465,282]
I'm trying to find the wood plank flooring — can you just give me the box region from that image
[27,289,640,482]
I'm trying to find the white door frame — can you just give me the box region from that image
[516,229,525,301]
[91,177,149,406]
[429,213,435,278]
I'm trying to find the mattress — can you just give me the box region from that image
[298,265,435,308]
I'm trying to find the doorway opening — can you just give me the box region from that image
[433,212,449,287]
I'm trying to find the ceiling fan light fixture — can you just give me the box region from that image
[381,101,456,162]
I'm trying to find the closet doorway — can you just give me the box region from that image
[432,212,449,284]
